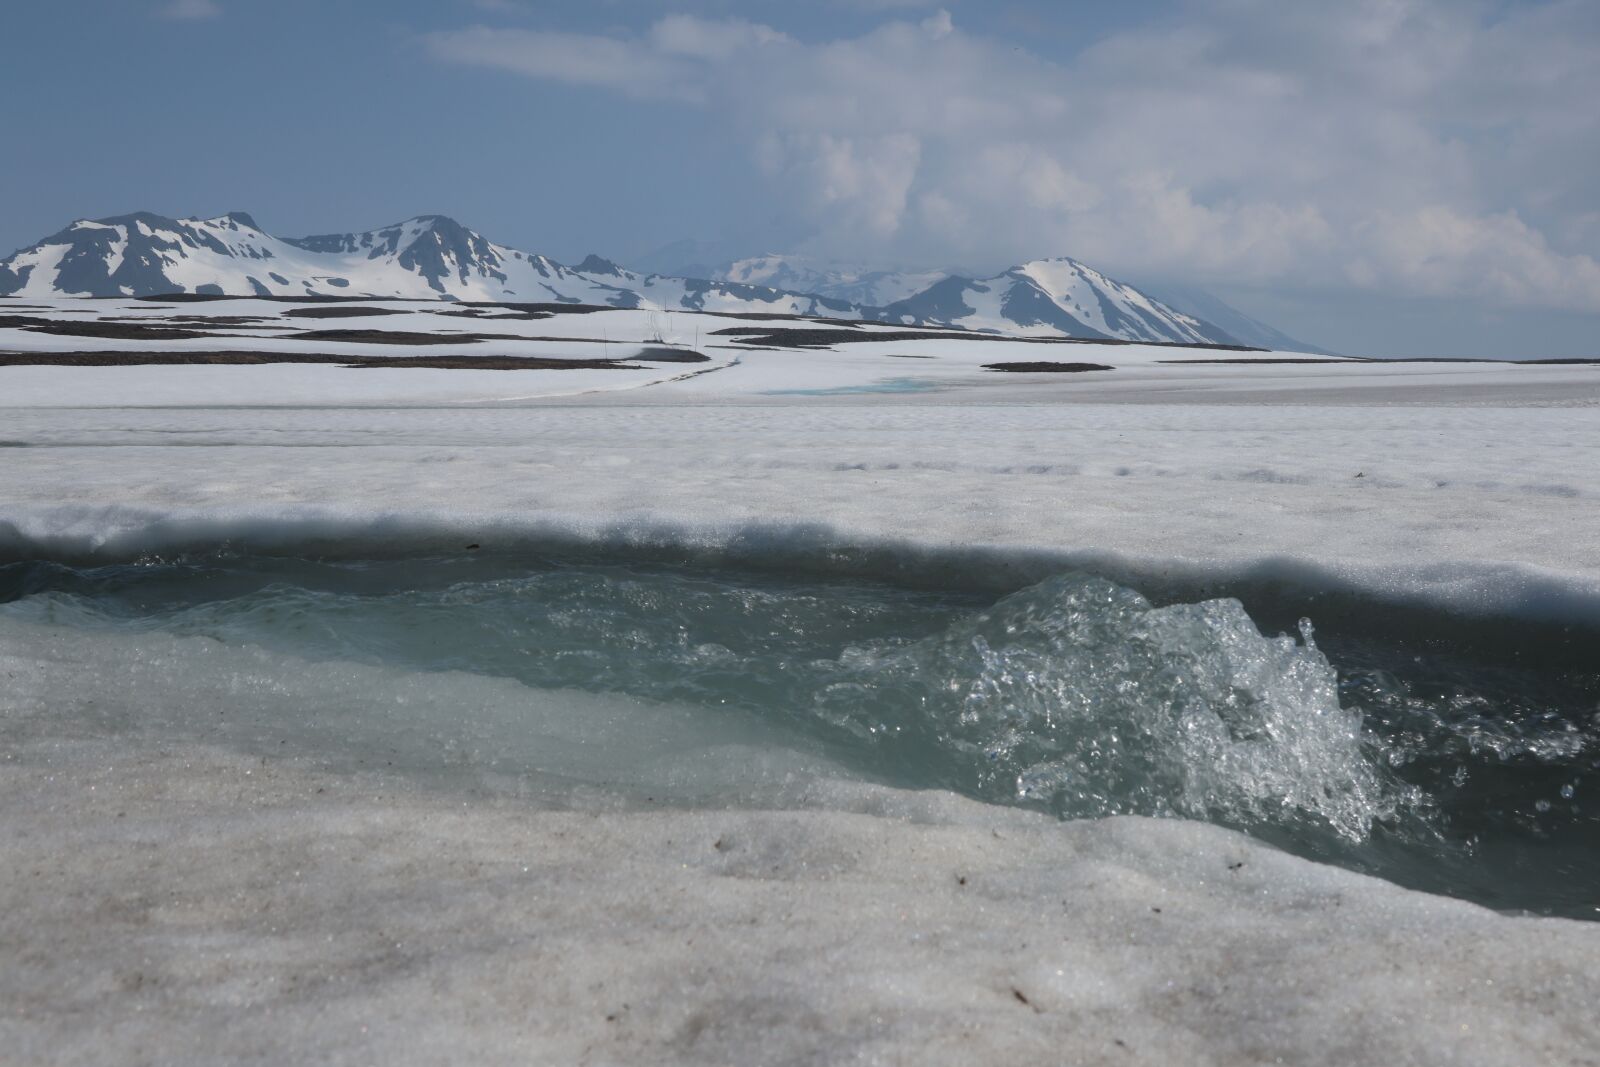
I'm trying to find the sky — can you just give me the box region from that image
[2,0,1598,357]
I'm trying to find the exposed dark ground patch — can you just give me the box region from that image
[711,327,1053,348]
[7,313,281,331]
[291,329,706,353]
[460,301,612,315]
[630,346,708,363]
[983,361,1115,373]
[712,326,1263,352]
[0,350,704,370]
[1159,357,1360,365]
[125,294,619,317]
[1161,356,1600,366]
[283,306,415,319]
[3,317,224,342]
[343,356,645,371]
[136,293,378,304]
[290,329,535,346]
[1375,356,1600,365]
[112,317,287,330]
[0,351,320,366]
[160,316,284,327]
[437,308,557,321]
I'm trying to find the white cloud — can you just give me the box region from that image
[426,26,701,101]
[760,133,923,238]
[649,15,789,60]
[920,10,952,39]
[428,2,1600,311]
[1353,207,1600,310]
[157,0,220,19]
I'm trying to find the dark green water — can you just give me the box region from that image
[2,553,1596,918]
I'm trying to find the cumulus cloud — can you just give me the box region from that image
[427,1,1600,311]
[759,133,923,238]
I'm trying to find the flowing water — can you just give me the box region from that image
[2,552,1596,917]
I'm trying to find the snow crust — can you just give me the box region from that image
[3,621,1598,1066]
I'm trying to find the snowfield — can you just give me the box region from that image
[3,295,1599,1065]
[4,296,1597,619]
[5,734,1597,1067]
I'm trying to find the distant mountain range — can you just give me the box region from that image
[719,254,948,308]
[710,254,1329,353]
[0,212,860,319]
[0,211,1322,350]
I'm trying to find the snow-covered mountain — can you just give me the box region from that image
[718,253,1248,346]
[2,211,1264,347]
[718,254,947,309]
[0,212,858,317]
[871,258,1239,345]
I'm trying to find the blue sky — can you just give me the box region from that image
[2,0,1598,357]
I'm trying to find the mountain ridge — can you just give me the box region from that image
[713,253,1325,352]
[1,211,1270,347]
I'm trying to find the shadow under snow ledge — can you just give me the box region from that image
[5,506,1600,636]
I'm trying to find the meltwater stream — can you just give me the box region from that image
[2,553,1596,918]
